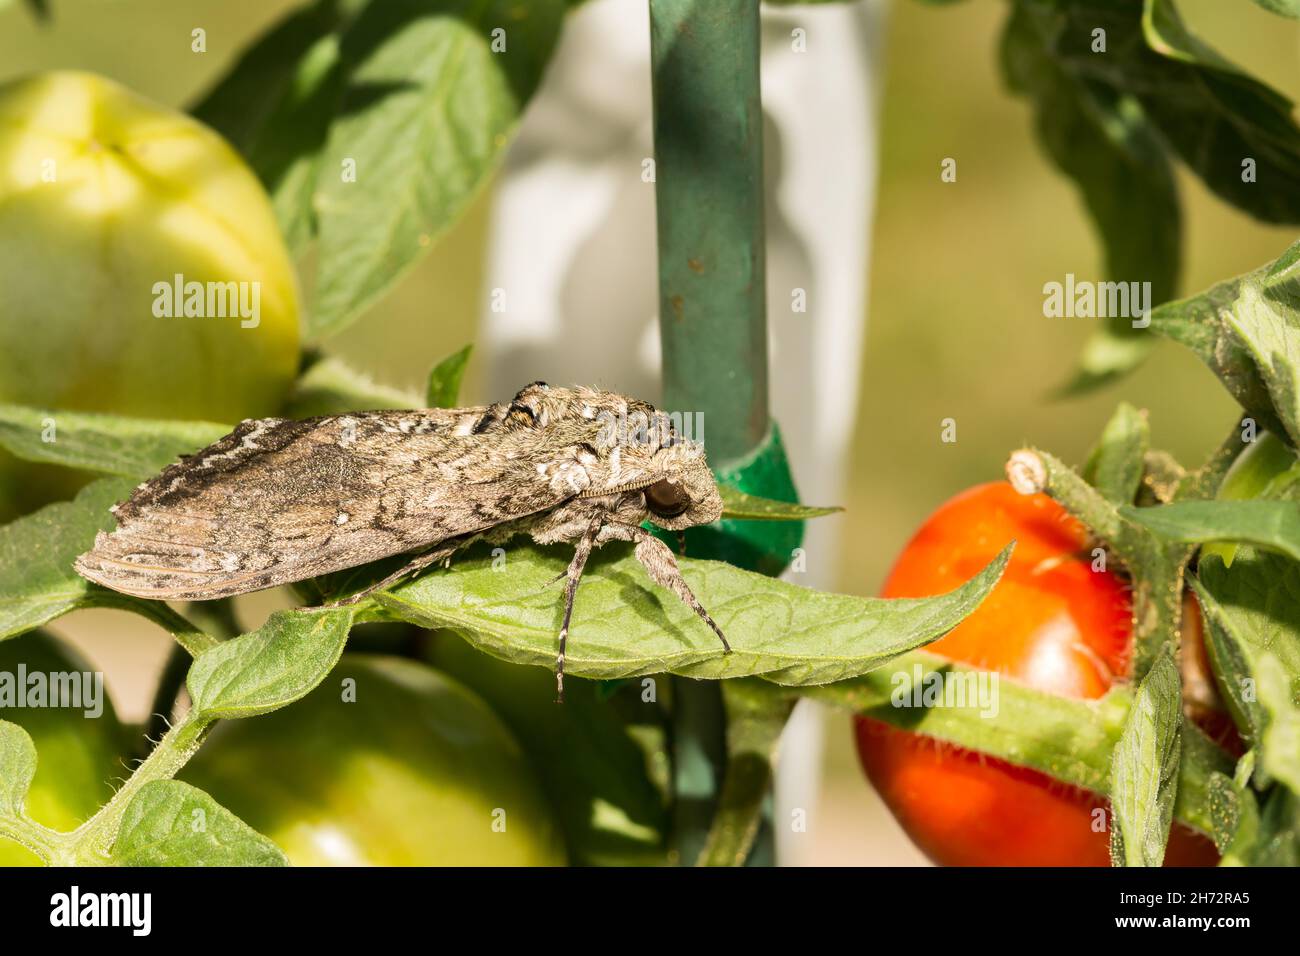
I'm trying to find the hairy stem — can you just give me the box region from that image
[0,814,71,864]
[72,710,213,863]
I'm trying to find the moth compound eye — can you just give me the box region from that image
[645,478,691,518]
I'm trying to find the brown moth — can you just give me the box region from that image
[75,382,730,698]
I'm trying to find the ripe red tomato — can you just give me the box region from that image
[854,482,1222,867]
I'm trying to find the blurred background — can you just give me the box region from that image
[1,0,1297,864]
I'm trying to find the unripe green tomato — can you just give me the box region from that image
[0,71,301,515]
[0,631,127,866]
[182,655,565,866]
[424,634,672,866]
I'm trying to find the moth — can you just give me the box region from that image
[75,382,731,698]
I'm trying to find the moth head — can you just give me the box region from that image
[640,445,722,531]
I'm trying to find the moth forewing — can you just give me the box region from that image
[74,383,731,697]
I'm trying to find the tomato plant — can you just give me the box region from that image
[0,0,1298,878]
[854,483,1222,866]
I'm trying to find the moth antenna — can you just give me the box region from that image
[676,530,687,556]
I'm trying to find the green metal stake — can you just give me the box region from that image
[650,0,787,866]
[651,0,768,462]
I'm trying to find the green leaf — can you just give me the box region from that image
[187,607,355,719]
[1147,267,1293,443]
[1251,0,1300,16]
[1083,402,1150,504]
[247,32,350,256]
[1194,569,1269,743]
[1108,648,1182,866]
[717,485,841,521]
[0,478,135,641]
[0,720,36,818]
[378,542,1012,685]
[283,355,421,417]
[1256,652,1300,794]
[311,0,565,336]
[111,780,287,866]
[1207,771,1244,855]
[191,0,367,252]
[0,404,227,479]
[1135,0,1300,224]
[192,0,355,150]
[1208,750,1261,860]
[1196,551,1300,739]
[1224,249,1300,448]
[1009,0,1300,237]
[1143,239,1300,449]
[1122,500,1300,559]
[426,344,473,408]
[1001,1,1178,390]
[1247,784,1300,864]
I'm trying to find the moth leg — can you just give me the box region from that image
[599,524,731,654]
[555,518,602,704]
[326,540,462,608]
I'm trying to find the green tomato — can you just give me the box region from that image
[424,635,671,866]
[0,71,301,516]
[182,655,565,866]
[0,631,127,866]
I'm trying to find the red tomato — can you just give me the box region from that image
[854,482,1222,867]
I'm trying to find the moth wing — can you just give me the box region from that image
[74,410,571,600]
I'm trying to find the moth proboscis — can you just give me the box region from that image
[74,382,731,700]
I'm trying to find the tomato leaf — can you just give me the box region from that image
[0,478,134,641]
[1134,0,1300,224]
[1108,648,1182,867]
[1195,552,1300,743]
[310,0,564,337]
[191,0,357,155]
[187,607,356,720]
[111,780,287,867]
[1255,653,1300,795]
[245,32,350,256]
[1251,0,1300,15]
[1196,543,1300,800]
[378,542,1012,684]
[0,404,226,479]
[190,0,369,255]
[1001,1,1178,391]
[1207,750,1262,859]
[1083,402,1150,504]
[0,720,36,819]
[717,485,841,521]
[1122,500,1300,559]
[1249,785,1300,864]
[426,344,473,409]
